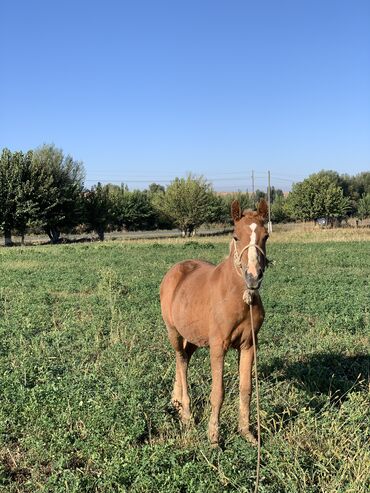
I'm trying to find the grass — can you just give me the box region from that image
[0,231,369,492]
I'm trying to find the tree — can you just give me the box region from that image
[270,187,284,203]
[313,170,370,216]
[205,193,226,224]
[255,189,266,203]
[32,144,85,243]
[108,185,157,231]
[285,181,311,221]
[285,173,350,223]
[0,148,57,245]
[122,190,156,230]
[220,192,254,224]
[357,193,370,221]
[147,183,174,229]
[270,195,289,223]
[13,150,37,244]
[0,149,21,245]
[83,183,112,240]
[148,183,165,195]
[349,172,370,215]
[153,174,218,236]
[352,172,370,196]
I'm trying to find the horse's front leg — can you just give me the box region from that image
[208,344,225,447]
[238,346,257,445]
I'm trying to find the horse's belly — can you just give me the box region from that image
[172,287,211,347]
[184,331,209,347]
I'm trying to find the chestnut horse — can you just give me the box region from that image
[160,199,269,446]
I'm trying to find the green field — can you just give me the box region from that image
[0,233,369,492]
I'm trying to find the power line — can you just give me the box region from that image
[83,171,300,192]
[269,176,297,182]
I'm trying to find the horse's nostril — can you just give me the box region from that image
[245,272,261,288]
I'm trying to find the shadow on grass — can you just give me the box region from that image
[257,352,369,434]
[261,352,368,395]
[160,352,368,442]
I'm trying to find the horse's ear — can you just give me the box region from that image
[231,200,242,222]
[257,199,268,220]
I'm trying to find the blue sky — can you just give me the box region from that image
[1,0,369,191]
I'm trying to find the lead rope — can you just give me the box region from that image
[247,295,261,493]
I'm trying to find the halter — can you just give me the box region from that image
[232,237,266,278]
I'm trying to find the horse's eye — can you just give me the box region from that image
[233,236,239,241]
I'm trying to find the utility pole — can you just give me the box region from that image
[251,170,255,206]
[267,170,272,233]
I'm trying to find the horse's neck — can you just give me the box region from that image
[218,251,246,291]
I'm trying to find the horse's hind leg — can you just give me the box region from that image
[172,351,183,410]
[167,324,196,422]
[166,325,184,408]
[174,341,197,423]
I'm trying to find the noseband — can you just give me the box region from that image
[232,238,266,278]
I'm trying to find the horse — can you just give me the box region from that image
[160,199,269,446]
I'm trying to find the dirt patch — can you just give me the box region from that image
[0,442,31,484]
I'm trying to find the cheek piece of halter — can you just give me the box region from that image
[232,237,267,277]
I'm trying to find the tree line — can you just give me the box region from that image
[1,144,369,245]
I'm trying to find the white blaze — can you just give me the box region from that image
[248,223,258,276]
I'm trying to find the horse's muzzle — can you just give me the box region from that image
[245,271,263,290]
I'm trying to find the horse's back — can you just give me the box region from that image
[160,259,214,300]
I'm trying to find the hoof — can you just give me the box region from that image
[210,441,220,449]
[172,399,192,425]
[171,398,182,411]
[239,429,258,446]
[208,426,219,447]
[180,413,192,426]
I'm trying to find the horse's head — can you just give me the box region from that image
[231,199,269,290]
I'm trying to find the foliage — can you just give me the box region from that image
[310,170,370,215]
[204,193,226,224]
[0,236,368,492]
[109,186,157,231]
[285,173,350,222]
[147,184,174,229]
[0,149,53,245]
[32,144,85,243]
[220,192,254,221]
[357,193,370,220]
[1,144,370,243]
[153,174,219,235]
[342,171,370,201]
[0,149,20,245]
[270,195,289,223]
[255,189,266,203]
[148,182,165,195]
[270,186,284,203]
[123,190,156,230]
[83,183,112,240]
